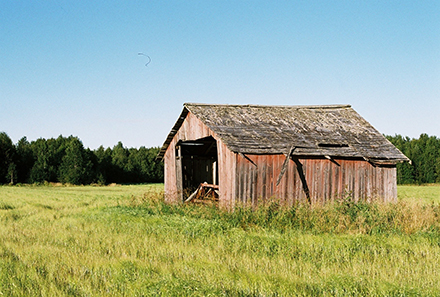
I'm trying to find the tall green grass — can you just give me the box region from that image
[0,184,440,296]
[132,188,440,236]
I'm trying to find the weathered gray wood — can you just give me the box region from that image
[184,186,199,203]
[158,103,409,164]
[175,146,183,202]
[185,183,220,203]
[160,103,404,207]
[276,145,295,186]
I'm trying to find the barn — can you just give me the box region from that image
[157,103,409,209]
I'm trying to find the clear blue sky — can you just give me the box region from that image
[1,1,439,149]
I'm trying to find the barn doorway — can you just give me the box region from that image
[175,136,218,201]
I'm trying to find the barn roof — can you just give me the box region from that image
[158,103,409,164]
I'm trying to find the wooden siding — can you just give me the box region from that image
[163,141,178,203]
[217,140,236,210]
[235,155,397,205]
[164,110,398,207]
[164,111,237,205]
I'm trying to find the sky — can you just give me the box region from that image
[1,1,439,149]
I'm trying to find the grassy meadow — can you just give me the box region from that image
[0,184,440,296]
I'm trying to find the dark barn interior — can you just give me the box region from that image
[176,136,218,194]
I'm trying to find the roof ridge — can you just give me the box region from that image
[184,103,351,109]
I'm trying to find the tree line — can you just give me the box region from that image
[1,132,439,186]
[0,132,163,185]
[387,134,440,184]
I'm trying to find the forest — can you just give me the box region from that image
[387,134,440,184]
[0,132,439,185]
[0,133,163,185]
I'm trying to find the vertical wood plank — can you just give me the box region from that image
[165,110,399,206]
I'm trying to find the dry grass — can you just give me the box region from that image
[0,184,439,296]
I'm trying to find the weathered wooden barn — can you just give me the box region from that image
[157,103,409,208]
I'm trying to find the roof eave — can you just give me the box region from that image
[156,107,189,160]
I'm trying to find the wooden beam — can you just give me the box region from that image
[175,145,183,202]
[276,145,296,186]
[184,183,219,203]
[184,186,200,203]
[239,153,257,167]
[292,157,311,204]
[325,155,340,166]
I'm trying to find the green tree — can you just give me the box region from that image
[387,135,414,184]
[421,135,439,183]
[388,134,440,184]
[94,146,113,184]
[437,149,440,183]
[29,136,73,183]
[2,132,165,185]
[29,138,51,183]
[143,147,163,182]
[7,163,17,184]
[0,132,17,184]
[58,137,93,185]
[16,136,35,183]
[111,142,129,183]
[124,146,163,183]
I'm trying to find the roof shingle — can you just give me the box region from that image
[158,103,409,164]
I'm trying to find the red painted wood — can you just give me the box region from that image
[234,156,397,205]
[164,111,398,207]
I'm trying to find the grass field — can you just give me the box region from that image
[397,184,440,204]
[0,184,440,296]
